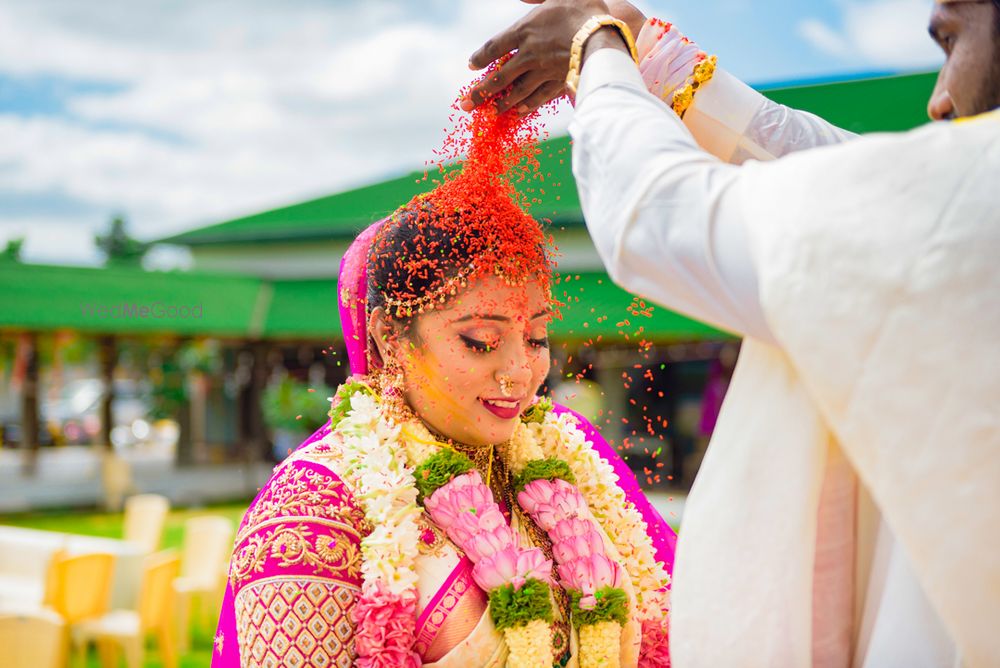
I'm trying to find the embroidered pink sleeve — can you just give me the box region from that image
[217,459,367,667]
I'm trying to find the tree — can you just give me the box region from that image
[1,237,24,262]
[95,215,148,265]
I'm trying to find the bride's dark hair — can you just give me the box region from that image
[366,201,468,319]
[366,196,551,322]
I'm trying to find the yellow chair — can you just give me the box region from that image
[76,551,181,668]
[174,515,234,653]
[123,493,170,554]
[0,609,68,668]
[42,547,69,610]
[42,551,117,666]
[44,551,116,624]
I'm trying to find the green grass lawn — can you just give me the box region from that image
[0,501,251,668]
[0,502,248,551]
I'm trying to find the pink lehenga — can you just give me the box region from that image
[212,221,677,667]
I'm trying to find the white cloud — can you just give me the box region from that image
[0,0,570,266]
[798,0,943,69]
[0,216,104,265]
[798,19,852,60]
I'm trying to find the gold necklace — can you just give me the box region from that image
[452,441,495,487]
[400,419,496,487]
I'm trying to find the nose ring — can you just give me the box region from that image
[498,375,514,397]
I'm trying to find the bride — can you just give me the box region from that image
[212,186,675,666]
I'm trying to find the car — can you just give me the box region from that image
[0,378,152,448]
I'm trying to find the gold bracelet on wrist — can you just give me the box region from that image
[565,14,639,98]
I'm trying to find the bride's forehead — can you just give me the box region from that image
[449,275,549,317]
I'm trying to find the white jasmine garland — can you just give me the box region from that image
[334,389,422,598]
[505,421,545,471]
[398,423,441,465]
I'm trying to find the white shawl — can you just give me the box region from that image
[670,112,1000,667]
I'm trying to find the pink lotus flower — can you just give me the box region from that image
[518,478,591,531]
[424,471,491,529]
[444,502,510,548]
[552,527,605,564]
[446,469,485,490]
[474,504,507,532]
[517,478,560,514]
[557,553,623,594]
[550,517,594,543]
[444,508,480,545]
[465,525,516,561]
[537,492,590,532]
[472,545,553,592]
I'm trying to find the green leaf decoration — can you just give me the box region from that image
[512,458,576,494]
[488,579,554,631]
[414,448,474,503]
[569,587,628,628]
[521,396,554,424]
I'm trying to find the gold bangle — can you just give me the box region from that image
[565,14,639,98]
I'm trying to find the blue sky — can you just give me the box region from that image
[0,0,941,266]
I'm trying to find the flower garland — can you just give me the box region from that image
[326,380,423,668]
[513,402,672,666]
[402,422,556,667]
[503,409,628,666]
[324,380,671,666]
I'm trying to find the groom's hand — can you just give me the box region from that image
[463,0,630,115]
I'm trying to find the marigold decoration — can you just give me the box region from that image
[580,620,626,668]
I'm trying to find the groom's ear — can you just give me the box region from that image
[368,307,403,365]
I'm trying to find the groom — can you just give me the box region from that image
[465,1,1000,667]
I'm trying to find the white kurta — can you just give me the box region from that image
[570,47,1000,667]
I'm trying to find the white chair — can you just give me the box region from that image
[123,493,169,553]
[174,515,234,653]
[0,609,68,668]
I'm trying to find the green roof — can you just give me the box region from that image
[160,71,938,247]
[554,272,723,342]
[0,263,263,338]
[157,139,578,246]
[763,71,936,134]
[263,279,341,339]
[0,263,717,342]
